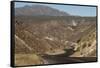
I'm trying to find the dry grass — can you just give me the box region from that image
[15,54,43,66]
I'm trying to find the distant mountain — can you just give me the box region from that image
[15,5,70,16]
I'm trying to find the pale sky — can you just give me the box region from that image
[15,2,96,16]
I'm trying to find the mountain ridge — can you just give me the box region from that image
[15,5,70,16]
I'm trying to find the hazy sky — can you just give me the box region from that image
[15,2,96,16]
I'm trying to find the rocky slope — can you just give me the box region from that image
[15,16,96,55]
[14,16,97,66]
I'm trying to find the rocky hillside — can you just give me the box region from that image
[15,16,96,55]
[70,23,97,57]
[14,16,97,66]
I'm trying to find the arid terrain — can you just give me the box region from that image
[14,5,97,66]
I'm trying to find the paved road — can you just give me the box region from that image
[41,47,97,64]
[42,54,97,64]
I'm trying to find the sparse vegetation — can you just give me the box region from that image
[15,54,43,66]
[14,4,97,66]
